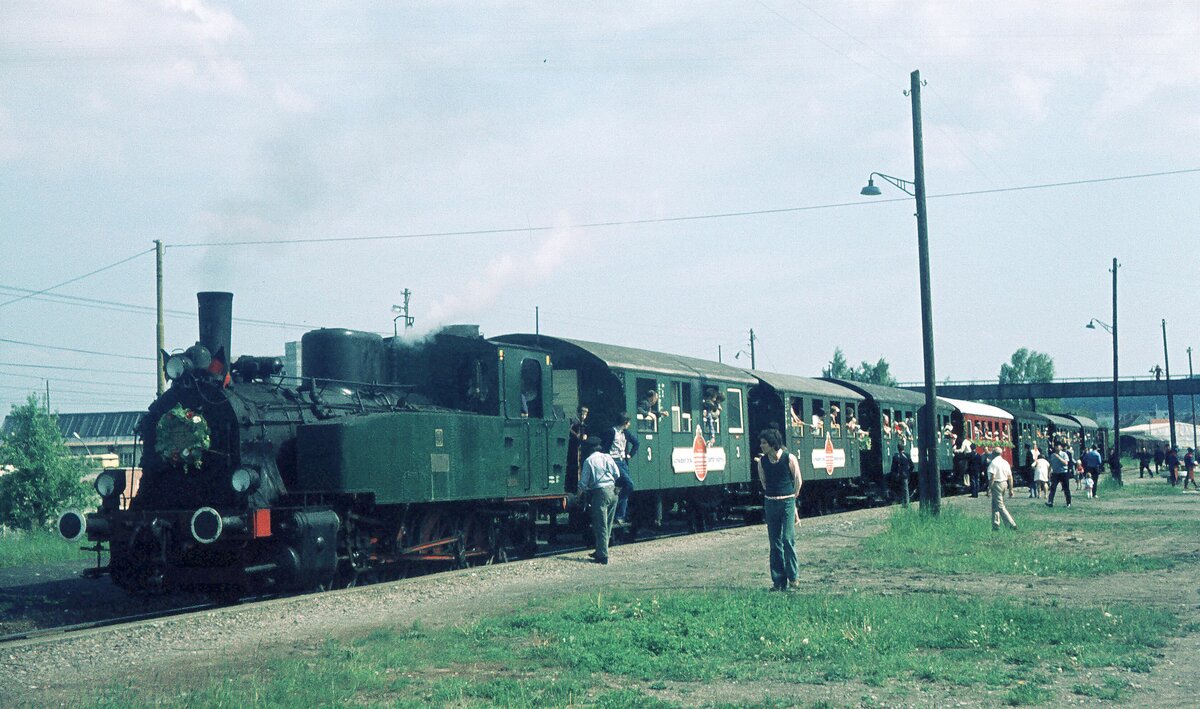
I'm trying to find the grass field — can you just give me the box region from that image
[79,479,1198,707]
[0,526,104,568]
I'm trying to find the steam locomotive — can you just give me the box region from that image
[59,292,1104,596]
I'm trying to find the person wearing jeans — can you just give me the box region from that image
[757,428,803,591]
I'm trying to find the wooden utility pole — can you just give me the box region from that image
[156,240,165,395]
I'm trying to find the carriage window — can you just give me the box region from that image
[845,403,858,435]
[636,377,659,432]
[830,401,844,437]
[520,359,543,418]
[811,399,825,437]
[789,397,805,433]
[670,381,693,433]
[725,388,744,434]
[882,408,893,437]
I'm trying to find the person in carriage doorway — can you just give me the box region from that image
[757,428,802,591]
[1082,444,1103,498]
[967,445,986,498]
[987,446,1018,531]
[566,406,589,492]
[1137,447,1152,478]
[1045,442,1073,508]
[606,414,640,524]
[889,440,914,505]
[578,438,619,564]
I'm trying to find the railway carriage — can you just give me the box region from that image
[1006,408,1052,485]
[494,335,758,530]
[942,397,1015,464]
[1065,414,1103,456]
[746,372,867,512]
[1044,413,1083,458]
[822,380,955,493]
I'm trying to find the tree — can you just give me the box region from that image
[822,349,898,386]
[856,357,897,387]
[999,348,1055,384]
[0,395,92,530]
[822,348,853,379]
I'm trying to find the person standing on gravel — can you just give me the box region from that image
[757,428,802,591]
[986,446,1017,531]
[1046,442,1073,508]
[579,439,619,565]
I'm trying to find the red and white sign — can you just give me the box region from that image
[810,434,846,476]
[672,430,727,481]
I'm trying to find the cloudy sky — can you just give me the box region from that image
[2,1,1198,415]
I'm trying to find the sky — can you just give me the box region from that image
[2,1,1199,417]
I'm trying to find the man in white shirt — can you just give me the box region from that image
[579,439,620,564]
[986,446,1017,531]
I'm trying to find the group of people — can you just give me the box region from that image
[1135,446,1197,488]
[571,390,676,564]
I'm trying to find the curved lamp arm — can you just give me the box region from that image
[861,172,916,197]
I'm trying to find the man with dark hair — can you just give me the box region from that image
[1046,442,1073,508]
[1137,448,1152,478]
[1166,447,1180,487]
[1154,446,1165,476]
[757,427,802,591]
[578,438,619,564]
[1082,444,1103,498]
[1184,448,1196,490]
[607,414,639,524]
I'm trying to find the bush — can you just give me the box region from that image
[0,395,93,530]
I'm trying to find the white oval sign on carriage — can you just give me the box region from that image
[672,431,727,480]
[811,434,846,476]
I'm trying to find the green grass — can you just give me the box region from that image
[0,526,104,568]
[854,503,1180,575]
[85,590,1177,708]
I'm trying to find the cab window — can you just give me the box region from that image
[519,358,543,418]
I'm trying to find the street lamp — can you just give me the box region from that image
[1163,319,1177,450]
[1087,312,1120,467]
[1188,347,1197,452]
[860,69,940,515]
[71,432,94,457]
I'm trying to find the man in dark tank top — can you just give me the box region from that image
[757,428,803,591]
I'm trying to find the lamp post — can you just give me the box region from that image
[860,69,940,515]
[1163,319,1177,450]
[71,431,94,457]
[1189,347,1197,452]
[1086,316,1119,461]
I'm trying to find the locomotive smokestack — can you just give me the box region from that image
[197,291,233,364]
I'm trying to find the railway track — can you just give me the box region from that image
[0,513,754,648]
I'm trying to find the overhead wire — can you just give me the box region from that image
[0,248,154,309]
[161,168,1200,250]
[0,338,157,361]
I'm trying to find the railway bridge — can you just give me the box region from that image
[904,376,1200,406]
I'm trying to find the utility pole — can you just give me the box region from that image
[391,289,415,336]
[749,329,756,369]
[718,345,722,364]
[44,380,50,413]
[910,69,940,516]
[156,240,165,395]
[1111,257,1120,459]
[1163,319,1177,450]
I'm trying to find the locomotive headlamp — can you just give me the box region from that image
[93,470,125,499]
[164,353,193,381]
[231,467,262,494]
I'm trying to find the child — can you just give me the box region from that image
[1083,474,1095,498]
